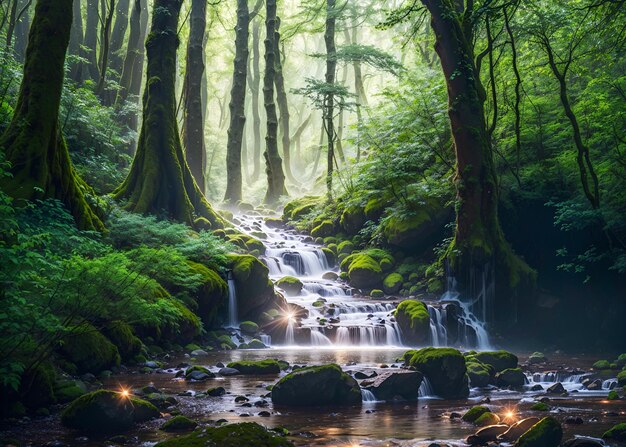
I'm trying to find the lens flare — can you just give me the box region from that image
[119,387,130,398]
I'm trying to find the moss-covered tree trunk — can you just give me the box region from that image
[422,0,534,325]
[183,0,207,194]
[113,0,223,230]
[324,0,337,200]
[263,0,287,204]
[224,0,250,204]
[0,0,104,231]
[249,18,262,181]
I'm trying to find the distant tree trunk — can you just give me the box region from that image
[13,0,31,61]
[109,0,129,75]
[291,112,311,162]
[83,0,100,81]
[224,0,250,204]
[263,0,286,204]
[274,17,295,183]
[5,0,18,51]
[183,0,207,193]
[96,0,115,99]
[69,0,84,82]
[324,0,336,200]
[113,0,223,230]
[0,0,104,231]
[116,0,141,103]
[335,61,347,163]
[349,16,365,161]
[421,0,534,324]
[249,18,262,181]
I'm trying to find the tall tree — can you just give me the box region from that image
[323,0,337,199]
[0,0,103,231]
[109,0,130,75]
[419,0,534,322]
[183,0,207,193]
[95,0,115,98]
[83,0,100,81]
[68,0,84,82]
[224,0,252,204]
[113,0,222,229]
[263,0,286,203]
[12,0,31,61]
[248,17,263,181]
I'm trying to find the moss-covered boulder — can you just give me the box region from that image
[19,362,57,410]
[603,423,626,442]
[185,365,215,381]
[186,261,228,327]
[160,415,198,432]
[283,196,323,221]
[402,348,469,398]
[592,359,611,370]
[395,300,430,345]
[528,352,547,364]
[60,324,121,374]
[338,240,355,255]
[363,370,423,401]
[495,368,526,388]
[364,197,385,221]
[340,205,365,235]
[617,370,626,387]
[472,351,518,373]
[370,289,384,298]
[228,254,282,321]
[475,412,501,427]
[275,276,304,296]
[462,406,490,423]
[55,379,87,403]
[381,201,451,251]
[311,220,335,238]
[154,422,294,447]
[272,364,361,406]
[531,402,550,411]
[61,390,159,433]
[226,360,281,375]
[239,321,259,335]
[383,273,403,295]
[466,358,493,388]
[515,417,563,447]
[103,321,142,361]
[347,254,383,289]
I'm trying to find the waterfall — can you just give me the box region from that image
[260,334,272,347]
[361,389,377,403]
[310,329,332,346]
[285,320,295,345]
[418,377,436,398]
[227,273,238,328]
[336,327,350,345]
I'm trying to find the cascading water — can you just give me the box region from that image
[227,273,238,328]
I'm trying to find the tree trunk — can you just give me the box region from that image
[83,0,100,81]
[335,60,348,163]
[183,0,207,193]
[263,0,286,204]
[422,0,534,325]
[224,0,250,204]
[69,0,84,82]
[274,17,296,183]
[116,0,141,103]
[324,0,336,200]
[109,0,130,76]
[113,0,223,230]
[249,18,262,181]
[96,0,115,99]
[0,0,104,231]
[13,0,31,61]
[5,0,18,52]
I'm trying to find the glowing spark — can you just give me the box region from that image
[119,387,130,398]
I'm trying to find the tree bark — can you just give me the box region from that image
[113,0,223,230]
[109,0,130,75]
[83,0,100,81]
[69,0,84,82]
[324,0,337,200]
[224,0,250,204]
[421,0,534,324]
[249,17,262,181]
[263,0,286,204]
[116,0,141,103]
[0,0,104,231]
[96,0,115,99]
[183,0,207,193]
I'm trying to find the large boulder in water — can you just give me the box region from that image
[226,360,281,375]
[465,357,494,387]
[185,261,228,328]
[395,300,430,345]
[154,422,294,447]
[603,423,626,442]
[275,276,304,296]
[467,424,509,445]
[515,416,563,447]
[496,368,526,388]
[497,417,540,442]
[61,390,159,433]
[272,364,361,406]
[347,254,383,289]
[363,370,423,401]
[401,348,469,398]
[471,350,518,373]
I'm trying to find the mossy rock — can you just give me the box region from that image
[61,390,159,433]
[462,405,490,423]
[19,362,57,409]
[603,423,626,441]
[528,352,547,365]
[160,415,198,431]
[226,360,281,375]
[495,368,526,388]
[340,205,365,235]
[347,254,383,289]
[383,273,403,295]
[515,416,563,447]
[381,201,451,251]
[617,370,626,387]
[364,197,385,221]
[370,289,384,298]
[239,321,259,335]
[402,348,468,399]
[475,412,501,426]
[186,261,228,328]
[311,220,335,238]
[395,300,430,345]
[275,276,304,296]
[321,247,336,266]
[608,390,619,400]
[154,422,294,447]
[615,353,626,368]
[466,359,493,388]
[338,240,355,255]
[472,351,518,373]
[55,380,87,403]
[184,365,215,381]
[241,339,267,349]
[272,364,361,406]
[60,324,121,374]
[228,254,279,321]
[103,321,142,361]
[593,359,611,370]
[531,401,550,411]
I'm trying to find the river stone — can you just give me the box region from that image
[495,368,526,388]
[363,370,423,401]
[272,363,361,406]
[498,417,540,442]
[546,382,566,394]
[468,424,509,445]
[562,437,605,447]
[402,348,469,399]
[219,367,241,376]
[153,422,294,447]
[322,272,339,281]
[515,416,563,447]
[190,349,209,357]
[61,390,159,433]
